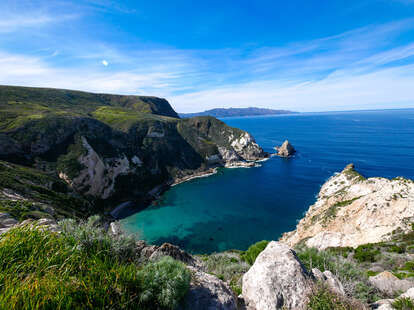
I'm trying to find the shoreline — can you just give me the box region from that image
[171,168,219,186]
[111,157,270,221]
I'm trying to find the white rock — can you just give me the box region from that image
[178,267,237,310]
[281,164,414,249]
[369,271,413,295]
[242,241,314,310]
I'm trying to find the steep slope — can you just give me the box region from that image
[281,164,414,249]
[0,160,91,227]
[0,85,267,211]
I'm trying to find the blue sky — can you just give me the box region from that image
[1,1,414,112]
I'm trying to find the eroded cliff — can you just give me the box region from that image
[281,164,414,249]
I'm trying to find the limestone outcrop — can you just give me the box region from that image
[369,271,413,295]
[275,140,296,157]
[281,164,414,249]
[372,287,414,310]
[178,267,237,310]
[0,212,18,234]
[242,241,315,310]
[312,268,345,296]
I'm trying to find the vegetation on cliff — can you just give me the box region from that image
[0,217,190,310]
[0,85,266,213]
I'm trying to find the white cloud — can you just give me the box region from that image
[1,18,414,112]
[170,64,414,112]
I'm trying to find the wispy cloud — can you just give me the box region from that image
[0,1,79,33]
[1,11,414,112]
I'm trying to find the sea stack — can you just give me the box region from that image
[276,140,296,157]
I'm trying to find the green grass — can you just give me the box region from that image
[92,106,177,132]
[0,200,52,221]
[392,297,414,310]
[295,246,382,304]
[0,160,89,220]
[198,252,249,296]
[307,285,360,310]
[343,167,366,182]
[0,85,178,132]
[240,240,269,265]
[322,197,362,224]
[354,244,380,263]
[0,217,191,310]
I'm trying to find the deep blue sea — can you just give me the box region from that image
[121,109,414,254]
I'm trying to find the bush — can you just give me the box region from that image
[392,297,414,310]
[308,285,355,310]
[354,244,379,263]
[240,240,269,265]
[137,256,191,309]
[59,216,138,263]
[295,246,382,304]
[0,219,191,310]
[199,253,249,295]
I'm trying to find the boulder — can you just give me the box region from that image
[312,268,345,296]
[148,243,199,267]
[369,271,413,295]
[178,266,237,310]
[372,287,414,310]
[276,140,296,157]
[242,241,314,310]
[0,212,18,234]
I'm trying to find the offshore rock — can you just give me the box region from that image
[281,164,414,249]
[242,241,314,310]
[275,140,296,157]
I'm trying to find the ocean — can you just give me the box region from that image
[121,109,414,254]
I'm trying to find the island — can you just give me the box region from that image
[179,107,297,118]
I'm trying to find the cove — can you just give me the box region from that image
[121,109,414,254]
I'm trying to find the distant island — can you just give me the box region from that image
[179,107,297,118]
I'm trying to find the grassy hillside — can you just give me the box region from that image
[0,85,265,215]
[0,85,178,132]
[0,217,191,310]
[0,160,91,221]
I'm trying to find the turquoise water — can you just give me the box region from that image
[121,109,414,254]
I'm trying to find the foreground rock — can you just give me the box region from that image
[242,241,315,310]
[369,271,413,295]
[372,287,414,310]
[0,212,18,234]
[281,164,414,249]
[178,267,237,310]
[275,140,296,157]
[312,268,345,296]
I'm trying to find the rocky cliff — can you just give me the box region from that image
[0,85,267,215]
[281,164,414,249]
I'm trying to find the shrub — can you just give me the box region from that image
[0,219,190,310]
[137,256,191,309]
[295,246,382,304]
[354,244,379,263]
[307,285,355,310]
[59,216,138,263]
[199,253,249,295]
[392,297,414,310]
[240,240,269,265]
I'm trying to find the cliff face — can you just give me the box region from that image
[281,164,414,249]
[0,86,267,208]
